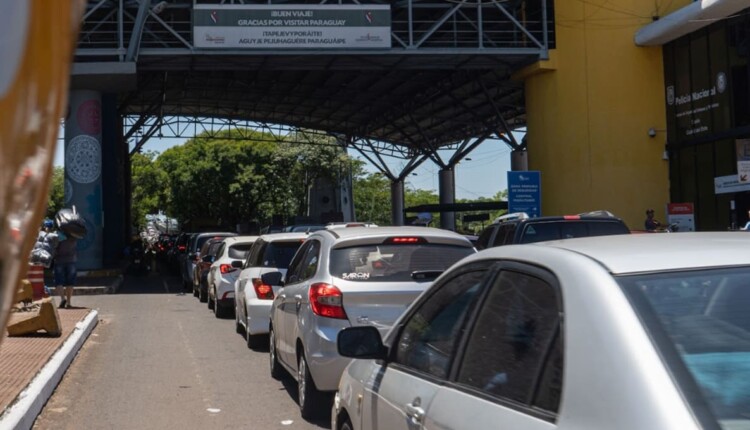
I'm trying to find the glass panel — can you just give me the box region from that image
[394,269,487,378]
[261,241,304,269]
[330,244,474,282]
[457,270,561,411]
[619,268,750,430]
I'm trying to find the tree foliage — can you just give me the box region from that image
[131,151,170,228]
[45,166,65,219]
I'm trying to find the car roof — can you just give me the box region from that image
[257,232,309,242]
[222,236,259,245]
[469,232,750,275]
[314,226,473,246]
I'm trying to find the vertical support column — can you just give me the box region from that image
[511,150,528,171]
[391,179,405,226]
[101,94,126,267]
[64,90,104,270]
[439,168,456,231]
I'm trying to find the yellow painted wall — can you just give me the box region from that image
[522,0,689,229]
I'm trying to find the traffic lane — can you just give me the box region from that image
[33,273,330,430]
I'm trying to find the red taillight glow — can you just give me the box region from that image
[309,283,347,319]
[178,245,186,251]
[220,264,236,274]
[385,237,425,244]
[252,278,274,300]
[563,215,581,220]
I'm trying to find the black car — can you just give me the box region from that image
[476,210,630,250]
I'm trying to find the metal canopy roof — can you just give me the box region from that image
[76,0,553,155]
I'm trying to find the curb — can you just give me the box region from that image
[0,310,99,430]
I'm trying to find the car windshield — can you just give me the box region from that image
[261,241,302,268]
[228,243,253,259]
[618,267,750,430]
[330,244,474,282]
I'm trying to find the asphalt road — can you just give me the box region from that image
[32,268,331,430]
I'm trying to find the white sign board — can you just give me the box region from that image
[715,174,750,195]
[193,5,391,49]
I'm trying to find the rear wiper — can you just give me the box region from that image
[411,270,443,280]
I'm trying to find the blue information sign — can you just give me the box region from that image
[507,171,541,217]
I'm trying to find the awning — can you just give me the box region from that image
[635,0,750,46]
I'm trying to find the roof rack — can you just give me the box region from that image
[578,210,617,218]
[492,212,530,224]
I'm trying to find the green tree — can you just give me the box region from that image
[45,166,65,219]
[131,151,170,228]
[352,171,391,225]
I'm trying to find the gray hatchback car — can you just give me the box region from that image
[269,226,476,419]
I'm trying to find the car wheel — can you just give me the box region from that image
[192,282,199,297]
[246,325,264,349]
[340,418,353,430]
[235,305,244,334]
[208,288,215,310]
[215,301,228,319]
[269,326,284,380]
[198,286,208,303]
[298,351,323,420]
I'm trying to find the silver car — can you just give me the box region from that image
[334,232,750,430]
[269,226,476,419]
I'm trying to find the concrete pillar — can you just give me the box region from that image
[101,94,126,267]
[390,180,405,226]
[439,168,455,231]
[511,150,528,171]
[64,90,103,270]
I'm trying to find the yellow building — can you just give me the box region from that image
[519,0,750,231]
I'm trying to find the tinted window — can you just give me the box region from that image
[493,224,516,246]
[394,266,489,379]
[457,269,562,413]
[261,241,303,269]
[330,244,474,282]
[588,221,631,236]
[519,223,561,243]
[476,226,495,250]
[196,234,234,252]
[228,243,253,259]
[619,268,750,429]
[286,241,312,284]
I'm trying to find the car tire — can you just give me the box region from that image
[246,326,264,349]
[192,283,199,297]
[215,301,228,319]
[298,351,323,420]
[235,307,244,334]
[269,326,284,380]
[208,289,215,310]
[340,418,353,430]
[199,287,208,303]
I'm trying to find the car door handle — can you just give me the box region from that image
[294,294,303,312]
[405,401,425,428]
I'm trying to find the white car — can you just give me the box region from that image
[334,232,750,430]
[270,226,476,419]
[234,233,307,348]
[207,236,258,318]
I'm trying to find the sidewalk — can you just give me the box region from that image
[0,274,120,430]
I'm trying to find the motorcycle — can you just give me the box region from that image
[128,244,148,275]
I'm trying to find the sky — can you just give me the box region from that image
[54,132,516,200]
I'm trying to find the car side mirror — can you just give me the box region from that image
[337,326,387,360]
[261,271,283,286]
[231,260,243,268]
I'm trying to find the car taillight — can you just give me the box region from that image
[252,278,274,300]
[178,245,186,251]
[220,264,236,274]
[563,215,581,220]
[309,283,347,319]
[383,237,426,244]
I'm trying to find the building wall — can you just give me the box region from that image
[520,0,690,229]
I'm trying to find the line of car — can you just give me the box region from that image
[166,215,750,430]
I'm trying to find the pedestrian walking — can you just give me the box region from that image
[54,231,78,309]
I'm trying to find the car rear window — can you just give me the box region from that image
[619,267,750,430]
[260,241,303,268]
[228,243,253,259]
[195,234,233,252]
[519,220,629,244]
[330,244,475,282]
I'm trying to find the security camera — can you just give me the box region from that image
[648,128,657,138]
